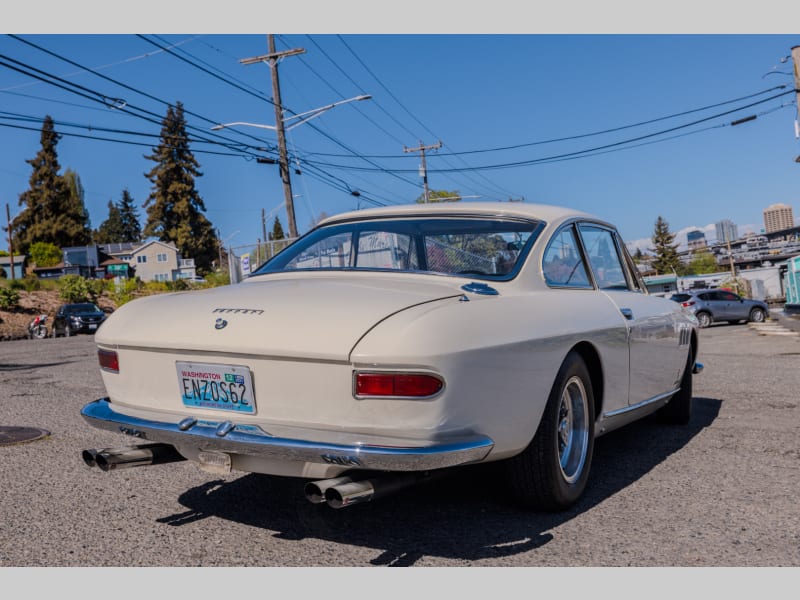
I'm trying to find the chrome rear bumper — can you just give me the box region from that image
[80,398,494,472]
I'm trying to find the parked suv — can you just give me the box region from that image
[51,303,108,337]
[669,288,768,328]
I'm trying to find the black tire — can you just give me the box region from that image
[657,350,693,425]
[503,351,595,511]
[696,312,712,328]
[749,308,766,323]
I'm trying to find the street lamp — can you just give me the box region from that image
[212,95,371,133]
[211,93,372,239]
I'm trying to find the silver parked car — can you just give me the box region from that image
[670,288,768,328]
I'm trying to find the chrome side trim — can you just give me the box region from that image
[602,388,679,419]
[80,398,494,472]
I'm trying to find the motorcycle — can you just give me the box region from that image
[28,314,48,339]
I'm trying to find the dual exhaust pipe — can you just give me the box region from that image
[305,471,440,509]
[83,444,439,509]
[82,443,186,472]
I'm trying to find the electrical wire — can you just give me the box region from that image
[300,90,795,173]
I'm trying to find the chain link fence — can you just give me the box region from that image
[227,239,296,283]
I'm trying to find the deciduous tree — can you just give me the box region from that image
[415,189,462,203]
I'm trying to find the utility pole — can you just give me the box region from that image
[792,46,800,161]
[403,140,442,203]
[5,203,14,281]
[240,36,305,239]
[725,230,739,295]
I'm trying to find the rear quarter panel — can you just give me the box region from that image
[350,288,630,460]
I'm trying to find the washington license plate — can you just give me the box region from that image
[177,362,256,414]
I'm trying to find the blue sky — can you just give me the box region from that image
[3,11,800,256]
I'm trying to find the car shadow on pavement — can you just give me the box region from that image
[0,360,79,371]
[158,396,722,566]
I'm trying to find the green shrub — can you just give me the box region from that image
[58,274,90,303]
[0,287,20,310]
[8,278,25,291]
[108,278,140,307]
[205,270,230,287]
[20,274,41,292]
[86,278,109,303]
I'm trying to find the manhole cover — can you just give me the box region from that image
[0,426,51,446]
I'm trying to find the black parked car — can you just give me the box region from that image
[51,303,108,337]
[669,288,768,328]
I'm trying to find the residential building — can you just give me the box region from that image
[686,230,707,250]
[763,203,794,234]
[715,219,738,244]
[129,240,197,282]
[62,245,104,278]
[0,254,27,279]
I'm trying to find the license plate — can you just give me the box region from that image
[89,324,98,330]
[176,361,256,414]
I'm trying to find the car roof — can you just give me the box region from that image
[316,201,608,229]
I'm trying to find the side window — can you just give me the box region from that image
[542,226,592,288]
[577,224,630,291]
[719,291,739,301]
[616,233,644,292]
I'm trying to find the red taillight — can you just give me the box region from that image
[682,300,695,307]
[355,372,443,398]
[98,349,119,373]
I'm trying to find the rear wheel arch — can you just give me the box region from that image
[570,341,603,425]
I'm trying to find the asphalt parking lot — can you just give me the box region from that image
[0,322,798,568]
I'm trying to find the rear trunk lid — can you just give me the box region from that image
[96,273,465,361]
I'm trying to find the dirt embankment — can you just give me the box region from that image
[0,290,117,341]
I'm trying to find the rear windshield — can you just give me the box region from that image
[253,217,543,280]
[670,294,691,303]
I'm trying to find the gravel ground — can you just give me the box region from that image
[0,324,798,573]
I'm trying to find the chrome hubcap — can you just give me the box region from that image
[557,376,589,484]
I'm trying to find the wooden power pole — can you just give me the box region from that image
[240,36,305,238]
[5,203,14,280]
[792,46,800,161]
[403,140,442,203]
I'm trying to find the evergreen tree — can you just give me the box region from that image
[94,200,125,244]
[143,102,216,272]
[650,216,681,275]
[96,189,142,244]
[118,188,142,243]
[12,116,91,254]
[63,168,92,244]
[271,216,285,241]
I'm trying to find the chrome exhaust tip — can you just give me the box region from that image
[304,475,364,504]
[323,472,443,509]
[82,443,186,472]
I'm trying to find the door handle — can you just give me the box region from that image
[620,308,634,320]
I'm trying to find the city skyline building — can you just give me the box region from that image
[715,219,739,244]
[687,229,707,250]
[763,203,794,234]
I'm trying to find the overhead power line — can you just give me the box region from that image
[301,89,795,174]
